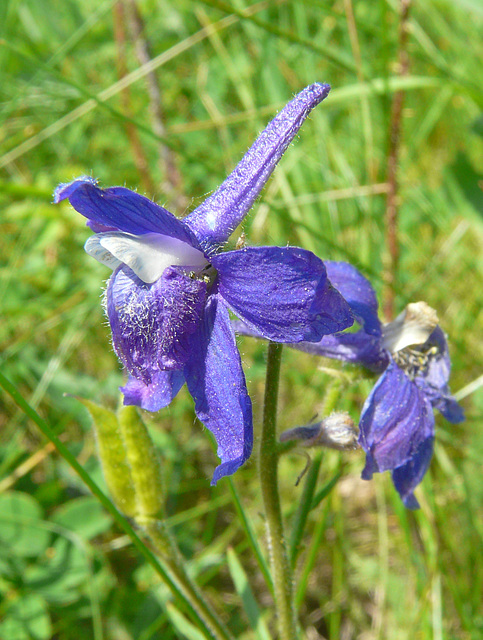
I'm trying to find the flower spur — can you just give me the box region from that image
[55,84,354,484]
[234,261,464,507]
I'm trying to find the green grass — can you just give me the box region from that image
[1,0,482,638]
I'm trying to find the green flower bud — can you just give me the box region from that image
[118,405,164,519]
[77,398,136,518]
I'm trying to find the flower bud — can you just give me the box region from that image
[118,405,164,519]
[280,412,359,451]
[77,397,137,518]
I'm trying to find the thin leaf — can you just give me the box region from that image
[165,603,208,640]
[311,471,342,511]
[228,478,274,595]
[289,453,322,569]
[226,547,271,640]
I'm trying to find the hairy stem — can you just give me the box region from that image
[259,342,298,640]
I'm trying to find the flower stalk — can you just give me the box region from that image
[259,342,298,640]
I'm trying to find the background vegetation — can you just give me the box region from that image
[1,0,482,638]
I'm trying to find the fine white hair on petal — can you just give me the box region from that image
[85,231,208,283]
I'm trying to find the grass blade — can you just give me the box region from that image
[226,547,271,640]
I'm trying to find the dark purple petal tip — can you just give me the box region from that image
[121,370,185,412]
[211,433,253,485]
[325,261,381,336]
[391,436,434,509]
[53,176,98,203]
[54,177,197,242]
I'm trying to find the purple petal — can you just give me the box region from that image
[213,246,353,342]
[359,359,435,476]
[121,371,185,412]
[415,327,464,423]
[290,331,388,371]
[184,294,253,484]
[184,84,331,253]
[430,392,465,423]
[106,265,207,381]
[325,261,381,336]
[54,178,197,244]
[232,316,388,371]
[392,437,434,509]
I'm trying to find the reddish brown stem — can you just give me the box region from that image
[383,0,411,321]
[112,1,156,194]
[123,0,186,212]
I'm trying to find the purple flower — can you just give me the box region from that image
[54,84,353,484]
[235,261,464,507]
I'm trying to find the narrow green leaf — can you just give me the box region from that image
[226,547,271,640]
[327,76,441,106]
[311,471,342,511]
[289,453,322,568]
[227,478,273,594]
[198,0,357,72]
[165,603,208,640]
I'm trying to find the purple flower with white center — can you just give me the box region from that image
[234,261,464,507]
[54,84,354,484]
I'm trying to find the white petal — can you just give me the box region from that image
[89,231,207,283]
[84,235,122,270]
[382,302,439,353]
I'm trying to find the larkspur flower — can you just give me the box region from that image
[54,84,354,484]
[235,261,464,507]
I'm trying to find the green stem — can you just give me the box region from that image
[0,371,229,640]
[259,343,298,640]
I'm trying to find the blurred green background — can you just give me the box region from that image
[1,0,482,638]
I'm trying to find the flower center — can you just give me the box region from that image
[382,301,441,379]
[85,232,208,283]
[392,343,440,380]
[188,264,217,288]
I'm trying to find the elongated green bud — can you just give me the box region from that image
[77,397,137,518]
[118,405,164,519]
